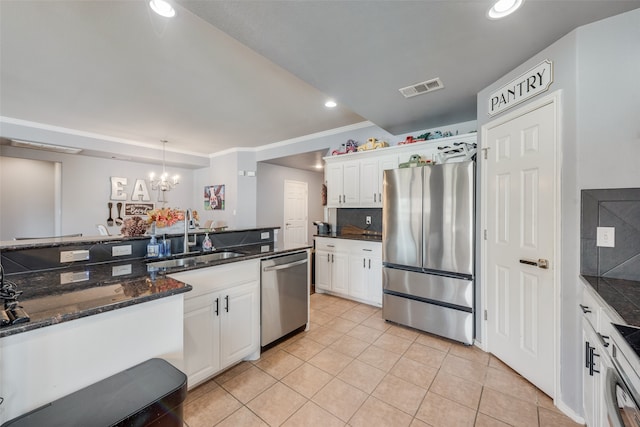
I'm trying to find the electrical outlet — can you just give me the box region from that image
[366,216,372,225]
[60,250,90,263]
[597,227,615,247]
[112,245,132,256]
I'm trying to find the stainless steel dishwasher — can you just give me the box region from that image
[261,251,309,346]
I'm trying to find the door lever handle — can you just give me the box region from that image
[519,258,549,269]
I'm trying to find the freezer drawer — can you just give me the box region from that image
[383,266,473,309]
[383,293,473,345]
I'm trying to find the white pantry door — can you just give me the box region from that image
[483,98,558,398]
[283,180,308,249]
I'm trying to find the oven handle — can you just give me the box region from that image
[605,367,626,427]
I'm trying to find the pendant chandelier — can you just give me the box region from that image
[149,140,179,201]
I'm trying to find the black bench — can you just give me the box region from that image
[2,358,187,427]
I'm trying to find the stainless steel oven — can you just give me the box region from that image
[605,324,640,427]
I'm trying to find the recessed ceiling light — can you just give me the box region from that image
[324,100,337,108]
[487,0,524,19]
[149,0,176,18]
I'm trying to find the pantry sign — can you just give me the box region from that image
[488,59,553,116]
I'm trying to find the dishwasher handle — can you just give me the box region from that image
[263,258,307,272]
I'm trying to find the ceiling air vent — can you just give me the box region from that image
[399,78,444,98]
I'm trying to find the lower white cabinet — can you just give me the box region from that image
[169,259,260,388]
[315,237,382,307]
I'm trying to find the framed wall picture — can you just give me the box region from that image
[204,185,225,210]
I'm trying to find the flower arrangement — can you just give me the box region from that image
[120,216,148,236]
[146,208,185,228]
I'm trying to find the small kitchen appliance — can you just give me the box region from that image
[313,221,331,236]
[0,265,30,327]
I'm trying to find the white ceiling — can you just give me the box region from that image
[1,1,638,166]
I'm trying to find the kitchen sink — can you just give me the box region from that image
[147,251,244,271]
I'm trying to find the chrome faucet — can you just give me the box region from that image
[183,209,197,253]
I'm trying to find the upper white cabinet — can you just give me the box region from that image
[326,161,359,207]
[324,133,476,208]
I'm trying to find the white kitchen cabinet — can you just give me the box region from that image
[169,259,260,389]
[359,156,398,207]
[315,239,349,294]
[315,237,382,307]
[579,280,622,427]
[325,161,359,207]
[348,242,382,306]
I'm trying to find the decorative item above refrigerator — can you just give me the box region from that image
[382,161,475,344]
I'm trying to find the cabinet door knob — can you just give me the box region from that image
[579,304,592,314]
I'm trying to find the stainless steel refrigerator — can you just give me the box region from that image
[382,161,475,345]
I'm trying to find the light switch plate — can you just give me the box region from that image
[596,226,615,248]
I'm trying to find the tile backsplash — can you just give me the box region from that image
[581,188,640,280]
[336,208,382,234]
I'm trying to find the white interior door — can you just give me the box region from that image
[283,180,308,249]
[483,96,558,398]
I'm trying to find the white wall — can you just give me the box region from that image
[0,146,194,238]
[476,8,640,418]
[256,162,324,250]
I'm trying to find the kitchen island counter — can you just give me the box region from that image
[1,243,309,338]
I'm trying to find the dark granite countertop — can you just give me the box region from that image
[314,234,382,242]
[1,244,309,338]
[581,275,640,327]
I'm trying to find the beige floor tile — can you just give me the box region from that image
[308,347,354,375]
[351,304,380,316]
[409,418,432,427]
[488,355,514,372]
[474,413,511,427]
[215,406,268,427]
[449,343,491,366]
[325,317,359,333]
[373,332,414,354]
[282,401,346,427]
[220,366,276,404]
[333,298,359,310]
[254,349,304,380]
[329,334,370,358]
[246,382,307,426]
[429,370,482,410]
[340,308,372,323]
[281,363,334,399]
[349,396,414,427]
[321,303,352,316]
[184,387,242,427]
[361,313,392,332]
[415,333,453,353]
[372,374,428,416]
[536,389,560,412]
[440,354,488,384]
[389,357,438,389]
[337,359,386,393]
[357,344,402,372]
[404,342,448,369]
[312,378,368,422]
[214,360,253,384]
[346,324,385,343]
[483,367,537,404]
[305,325,344,346]
[283,336,326,361]
[538,407,581,427]
[185,378,219,405]
[415,392,477,427]
[310,309,334,325]
[387,324,421,341]
[478,388,538,426]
